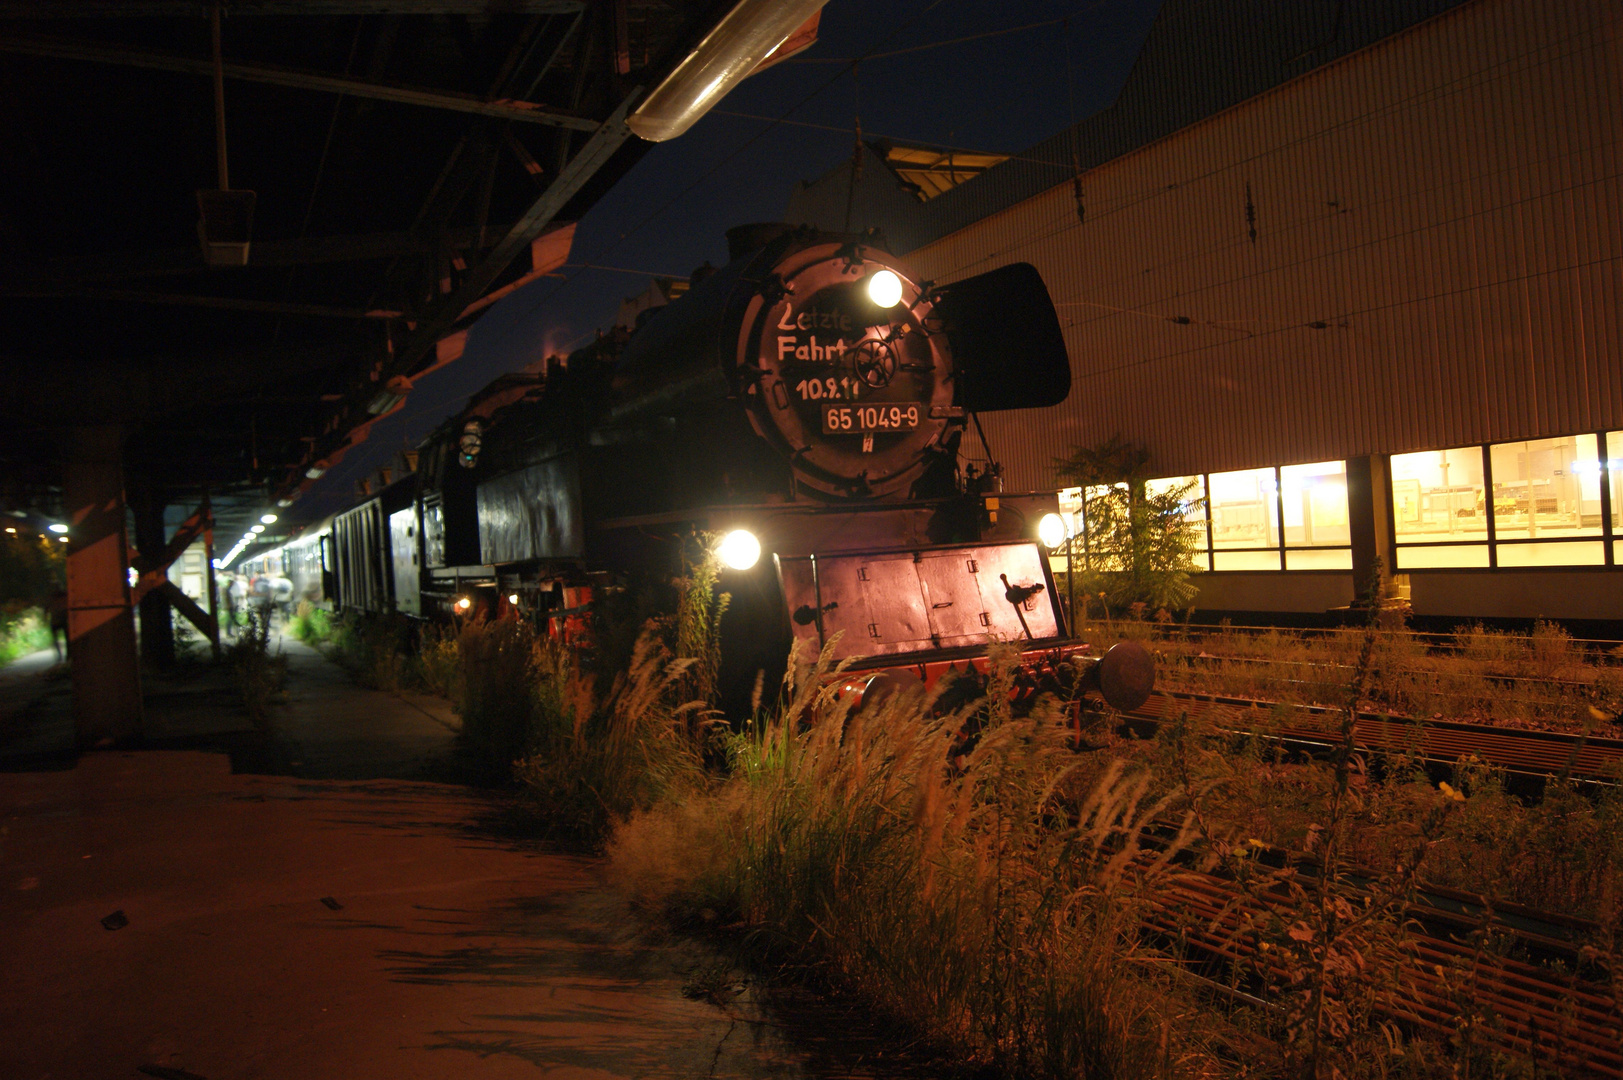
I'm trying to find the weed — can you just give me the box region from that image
[226,605,286,726]
[514,626,710,846]
[613,643,1214,1078]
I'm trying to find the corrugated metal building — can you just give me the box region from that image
[788,0,1623,621]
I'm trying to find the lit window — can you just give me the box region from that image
[1397,544,1491,569]
[1390,447,1487,544]
[1490,434,1601,540]
[1079,484,1130,570]
[1484,434,1604,566]
[1208,467,1279,569]
[1145,475,1209,571]
[1280,460,1350,547]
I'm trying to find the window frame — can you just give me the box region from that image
[1388,432,1618,571]
[1174,463,1354,573]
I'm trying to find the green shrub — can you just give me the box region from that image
[287,602,333,644]
[1055,437,1204,617]
[0,606,52,665]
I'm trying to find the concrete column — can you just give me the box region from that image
[1347,454,1393,605]
[64,426,141,746]
[132,483,175,670]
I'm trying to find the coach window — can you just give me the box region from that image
[1389,447,1490,569]
[1280,460,1353,569]
[1490,434,1604,566]
[1208,467,1281,570]
[1146,475,1210,571]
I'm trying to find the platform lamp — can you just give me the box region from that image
[196,2,255,267]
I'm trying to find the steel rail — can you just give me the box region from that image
[1144,870,1623,1076]
[1128,621,1623,653]
[1154,669,1604,722]
[1122,689,1623,780]
[1164,650,1611,692]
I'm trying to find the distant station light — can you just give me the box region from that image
[4,527,14,534]
[508,593,520,605]
[57,536,68,543]
[455,596,472,611]
[260,513,278,524]
[47,523,68,534]
[251,525,264,534]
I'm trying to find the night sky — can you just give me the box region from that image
[296,0,1165,525]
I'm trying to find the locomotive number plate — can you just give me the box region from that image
[823,403,921,433]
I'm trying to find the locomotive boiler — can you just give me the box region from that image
[316,223,1154,717]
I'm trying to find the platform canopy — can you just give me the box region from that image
[0,0,809,536]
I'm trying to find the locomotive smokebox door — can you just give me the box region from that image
[736,241,960,501]
[930,262,1070,413]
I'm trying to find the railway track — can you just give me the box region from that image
[1121,688,1623,781]
[1147,869,1623,1077]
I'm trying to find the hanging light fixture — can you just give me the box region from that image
[196,2,255,267]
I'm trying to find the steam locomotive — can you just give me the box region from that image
[267,224,1153,717]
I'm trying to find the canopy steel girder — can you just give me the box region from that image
[0,2,584,14]
[401,91,639,370]
[285,90,640,493]
[20,223,516,287]
[4,288,389,320]
[0,33,602,131]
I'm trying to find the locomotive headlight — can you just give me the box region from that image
[716,529,761,571]
[455,596,472,611]
[1037,512,1069,549]
[865,268,903,308]
[508,593,520,605]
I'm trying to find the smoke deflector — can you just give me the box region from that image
[932,262,1071,413]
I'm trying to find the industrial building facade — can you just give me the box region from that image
[792,0,1623,622]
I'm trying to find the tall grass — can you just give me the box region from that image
[1087,618,1623,733]
[612,644,1212,1078]
[368,579,1622,1075]
[513,628,710,845]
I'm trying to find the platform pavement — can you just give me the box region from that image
[0,640,921,1080]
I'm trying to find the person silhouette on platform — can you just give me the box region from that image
[47,588,68,663]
